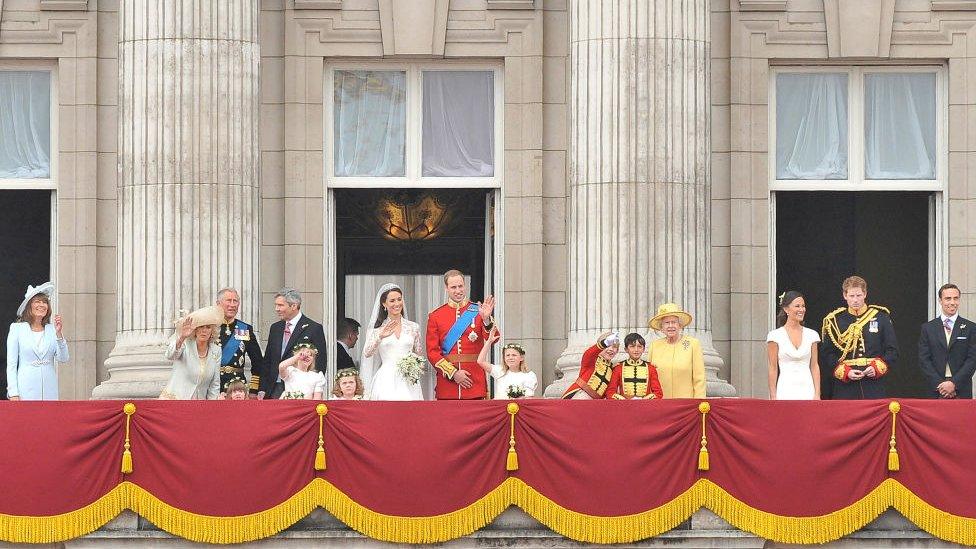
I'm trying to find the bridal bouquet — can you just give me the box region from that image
[506,384,527,399]
[396,352,427,385]
[281,390,305,400]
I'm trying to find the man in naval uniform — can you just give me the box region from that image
[215,288,264,397]
[820,276,898,400]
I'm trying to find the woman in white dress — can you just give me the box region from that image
[766,290,821,400]
[161,306,222,400]
[6,282,69,401]
[361,284,426,401]
[476,329,538,399]
[279,344,326,399]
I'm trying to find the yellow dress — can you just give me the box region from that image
[648,336,706,398]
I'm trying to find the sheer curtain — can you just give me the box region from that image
[333,70,406,177]
[0,72,51,179]
[344,274,471,400]
[776,73,848,180]
[422,71,494,177]
[864,73,936,180]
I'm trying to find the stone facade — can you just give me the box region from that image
[0,0,974,398]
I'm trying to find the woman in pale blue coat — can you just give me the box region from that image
[7,282,69,400]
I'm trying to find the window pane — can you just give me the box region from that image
[865,73,937,180]
[422,71,494,177]
[0,71,51,179]
[776,73,848,180]
[333,70,406,177]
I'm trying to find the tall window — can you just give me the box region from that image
[771,67,942,189]
[0,71,52,181]
[326,63,501,187]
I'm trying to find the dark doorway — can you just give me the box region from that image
[776,192,930,398]
[0,190,52,399]
[334,188,490,323]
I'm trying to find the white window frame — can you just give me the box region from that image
[0,61,58,290]
[768,65,946,192]
[324,60,504,189]
[768,64,948,323]
[0,61,58,190]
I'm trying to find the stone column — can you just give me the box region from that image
[546,0,735,397]
[93,0,261,398]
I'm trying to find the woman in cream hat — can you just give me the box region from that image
[6,282,69,400]
[647,303,705,399]
[160,305,223,400]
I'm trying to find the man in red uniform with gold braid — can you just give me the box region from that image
[562,332,621,399]
[426,269,498,400]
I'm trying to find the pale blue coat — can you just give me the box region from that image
[6,322,69,400]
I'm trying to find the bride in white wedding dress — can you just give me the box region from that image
[361,284,426,400]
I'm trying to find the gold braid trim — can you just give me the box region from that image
[4,478,976,544]
[822,307,880,362]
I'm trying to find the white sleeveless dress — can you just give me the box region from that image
[363,319,426,401]
[766,326,820,400]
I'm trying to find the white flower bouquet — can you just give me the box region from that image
[281,390,305,400]
[396,352,427,385]
[506,384,527,399]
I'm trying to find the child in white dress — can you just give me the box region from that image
[279,344,326,400]
[330,368,365,400]
[477,329,538,399]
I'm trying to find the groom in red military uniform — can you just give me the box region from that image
[426,269,498,399]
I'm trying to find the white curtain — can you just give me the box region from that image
[344,274,470,400]
[776,73,848,180]
[333,70,406,177]
[0,72,51,179]
[422,71,494,177]
[864,73,937,180]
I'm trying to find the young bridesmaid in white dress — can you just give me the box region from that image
[766,290,821,400]
[476,329,538,399]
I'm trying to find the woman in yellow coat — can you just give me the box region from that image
[647,303,706,398]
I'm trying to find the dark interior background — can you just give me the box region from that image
[0,190,52,400]
[776,191,930,398]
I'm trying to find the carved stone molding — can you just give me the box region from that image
[931,0,976,10]
[39,0,88,10]
[737,0,787,11]
[378,0,449,56]
[486,0,535,9]
[824,0,895,58]
[293,0,342,9]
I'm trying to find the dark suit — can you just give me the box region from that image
[918,315,976,399]
[260,313,328,398]
[336,343,356,371]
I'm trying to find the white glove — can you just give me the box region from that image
[603,332,620,348]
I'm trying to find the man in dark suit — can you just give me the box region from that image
[336,317,360,371]
[260,288,328,399]
[918,283,976,399]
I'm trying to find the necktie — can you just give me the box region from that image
[282,322,292,357]
[945,317,953,333]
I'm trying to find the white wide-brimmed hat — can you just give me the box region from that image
[17,282,54,318]
[174,305,224,330]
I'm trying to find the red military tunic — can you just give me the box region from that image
[426,300,497,400]
[607,359,664,400]
[562,336,621,399]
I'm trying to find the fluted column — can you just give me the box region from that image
[93,0,261,398]
[546,0,735,397]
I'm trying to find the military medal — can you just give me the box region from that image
[869,320,879,333]
[468,330,478,342]
[224,324,231,336]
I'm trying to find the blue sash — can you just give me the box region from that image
[441,304,480,355]
[221,320,249,366]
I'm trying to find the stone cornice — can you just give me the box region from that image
[293,0,342,9]
[931,0,976,10]
[38,0,88,10]
[737,0,788,11]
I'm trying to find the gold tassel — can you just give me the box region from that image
[698,401,710,471]
[121,402,136,474]
[314,404,328,471]
[887,401,900,472]
[506,402,520,471]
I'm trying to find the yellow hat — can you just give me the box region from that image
[648,303,693,331]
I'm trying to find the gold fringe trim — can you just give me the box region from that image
[4,478,976,545]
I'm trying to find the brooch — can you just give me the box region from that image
[468,331,478,342]
[682,339,690,350]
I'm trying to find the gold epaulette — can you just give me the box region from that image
[821,307,846,334]
[869,304,891,315]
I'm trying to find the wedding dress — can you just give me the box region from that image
[363,318,425,400]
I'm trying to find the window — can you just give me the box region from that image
[771,67,943,189]
[326,63,501,187]
[0,71,52,181]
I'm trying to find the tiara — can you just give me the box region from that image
[502,342,526,355]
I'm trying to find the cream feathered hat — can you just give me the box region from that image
[17,282,54,318]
